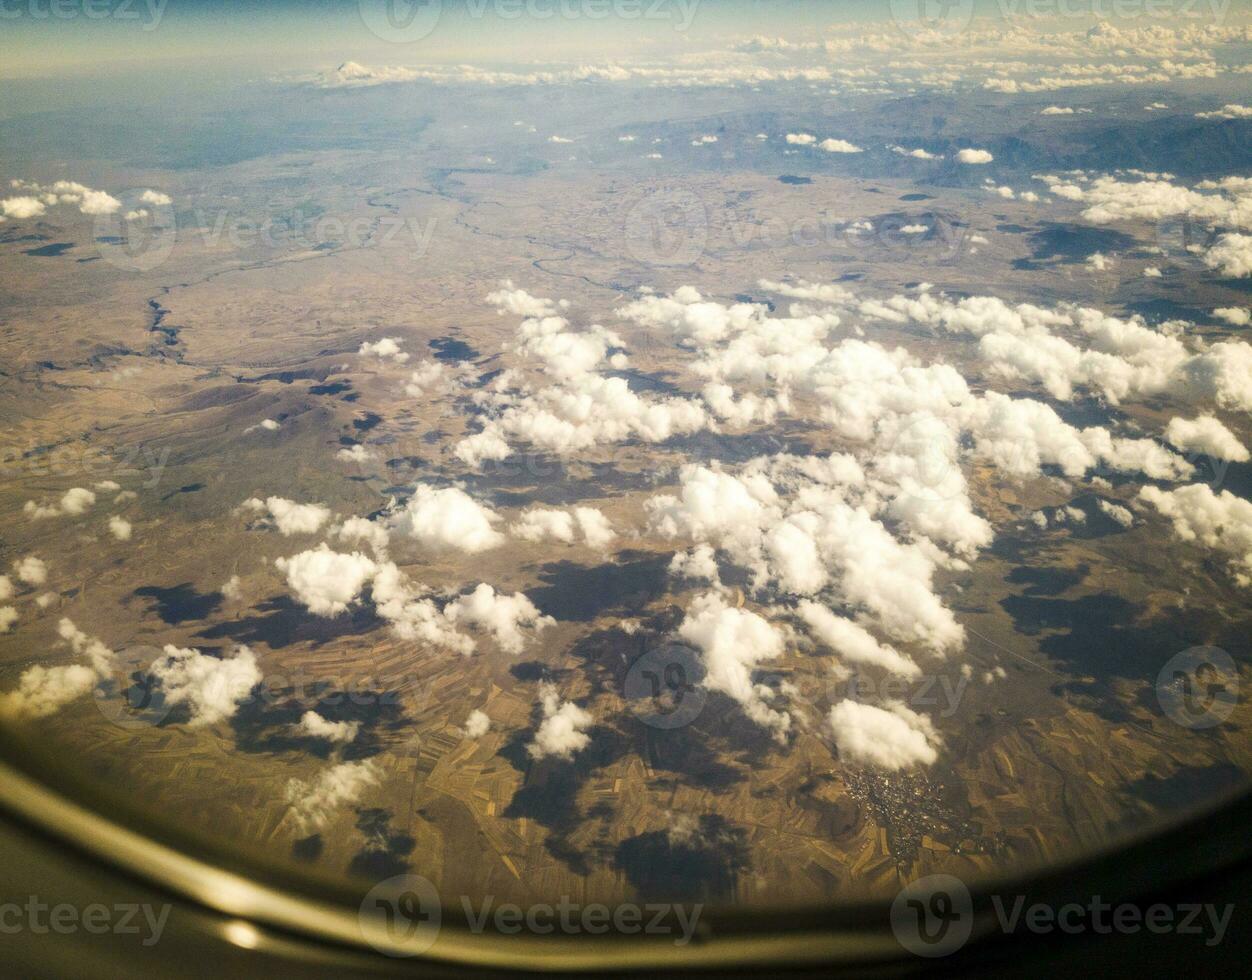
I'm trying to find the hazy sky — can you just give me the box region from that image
[2,0,832,76]
[6,0,1248,79]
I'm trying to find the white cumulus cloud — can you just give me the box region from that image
[679,591,790,740]
[149,643,261,728]
[528,682,593,760]
[957,148,994,164]
[828,700,940,769]
[286,760,380,832]
[0,619,114,721]
[294,710,360,745]
[390,484,505,553]
[276,545,378,616]
[1165,416,1249,462]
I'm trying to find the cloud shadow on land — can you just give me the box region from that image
[527,551,672,623]
[561,615,749,791]
[1010,221,1138,271]
[196,593,385,649]
[429,336,479,361]
[1000,591,1252,723]
[1006,563,1090,597]
[638,723,748,793]
[348,808,416,880]
[614,814,749,903]
[160,482,205,501]
[228,682,411,761]
[508,660,576,684]
[132,582,223,624]
[1126,762,1246,814]
[500,717,632,875]
[292,833,323,862]
[454,457,657,507]
[662,427,813,467]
